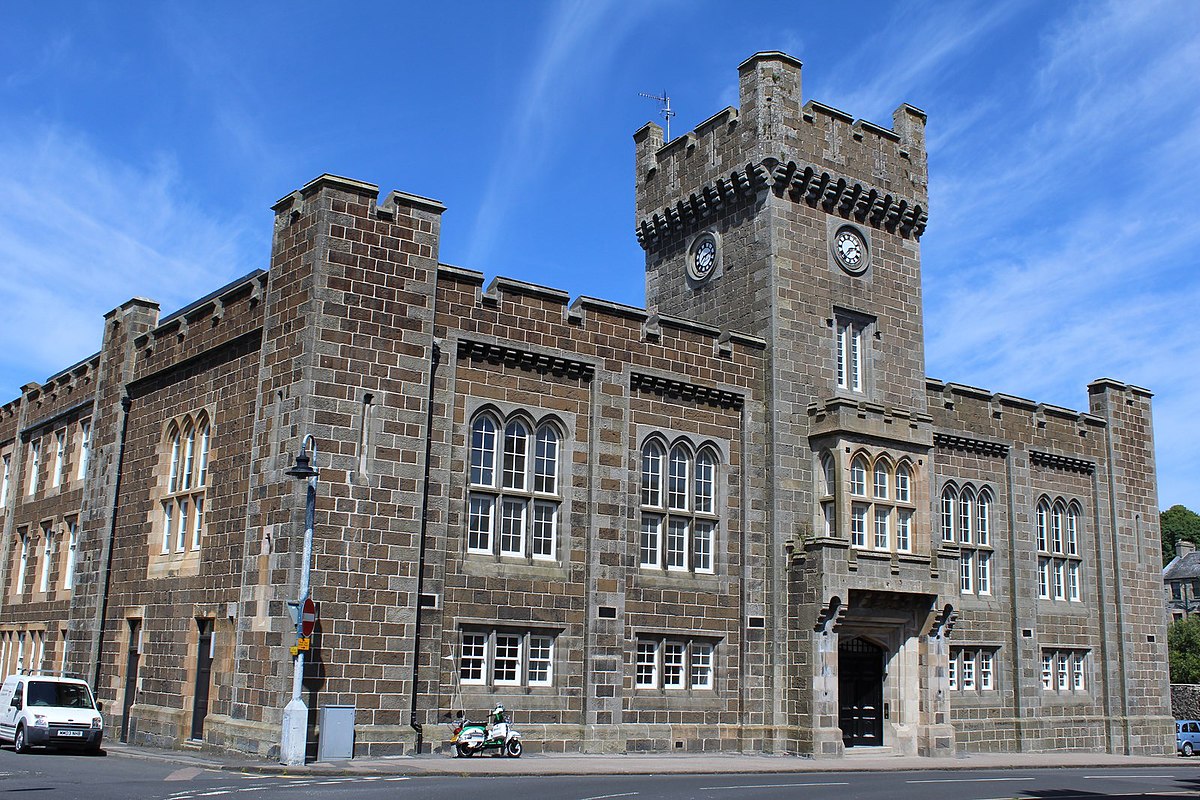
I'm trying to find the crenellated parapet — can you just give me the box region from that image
[635,51,928,251]
[130,269,267,381]
[436,264,766,359]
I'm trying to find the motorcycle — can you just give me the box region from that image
[450,704,522,757]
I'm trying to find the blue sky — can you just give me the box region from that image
[1,1,1197,512]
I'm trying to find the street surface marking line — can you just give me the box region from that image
[699,782,851,790]
[579,793,639,800]
[384,776,411,781]
[1083,775,1176,779]
[907,777,1035,784]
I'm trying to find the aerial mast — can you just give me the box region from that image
[639,91,675,141]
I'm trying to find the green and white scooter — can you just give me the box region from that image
[450,704,522,757]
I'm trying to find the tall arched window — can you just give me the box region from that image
[940,486,957,543]
[1037,495,1083,602]
[819,453,836,537]
[640,439,719,574]
[158,412,210,557]
[468,412,561,561]
[849,456,868,497]
[953,483,993,596]
[958,488,974,544]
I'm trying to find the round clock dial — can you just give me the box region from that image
[688,233,718,283]
[832,226,868,273]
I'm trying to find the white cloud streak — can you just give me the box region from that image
[0,123,256,396]
[466,0,647,269]
[920,0,1200,508]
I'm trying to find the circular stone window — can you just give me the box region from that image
[688,232,719,283]
[831,224,869,275]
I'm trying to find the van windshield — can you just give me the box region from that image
[27,681,93,709]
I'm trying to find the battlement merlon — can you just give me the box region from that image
[271,174,446,224]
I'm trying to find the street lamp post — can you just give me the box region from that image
[280,435,318,766]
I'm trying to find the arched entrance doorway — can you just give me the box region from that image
[838,637,884,747]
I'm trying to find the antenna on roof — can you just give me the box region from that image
[639,91,675,141]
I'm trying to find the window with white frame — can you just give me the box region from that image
[818,453,836,536]
[39,524,53,594]
[76,420,92,482]
[1036,498,1083,602]
[26,439,40,495]
[51,430,66,488]
[1040,648,1089,693]
[158,413,211,558]
[63,520,79,591]
[942,484,996,596]
[846,452,916,553]
[0,450,10,508]
[14,530,29,595]
[468,412,562,561]
[949,647,998,693]
[458,629,555,688]
[633,636,716,690]
[835,316,869,393]
[640,438,719,574]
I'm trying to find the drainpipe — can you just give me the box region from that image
[409,340,441,753]
[93,395,132,691]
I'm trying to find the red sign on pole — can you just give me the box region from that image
[301,597,317,637]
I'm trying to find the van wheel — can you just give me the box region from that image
[1184,742,1194,757]
[13,725,29,754]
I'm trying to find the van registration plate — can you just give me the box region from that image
[57,730,83,738]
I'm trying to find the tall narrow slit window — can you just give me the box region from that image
[836,319,864,392]
[467,412,562,562]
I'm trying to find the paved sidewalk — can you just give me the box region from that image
[100,741,1188,778]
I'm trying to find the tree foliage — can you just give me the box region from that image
[1169,616,1200,684]
[1162,505,1200,565]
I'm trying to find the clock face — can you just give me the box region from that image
[833,226,868,273]
[688,234,718,282]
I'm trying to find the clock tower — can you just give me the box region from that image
[635,52,953,756]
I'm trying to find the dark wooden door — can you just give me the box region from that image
[838,637,884,747]
[120,619,141,743]
[190,619,213,741]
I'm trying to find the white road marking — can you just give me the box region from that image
[907,777,1035,783]
[1083,774,1176,779]
[579,793,639,800]
[699,782,850,791]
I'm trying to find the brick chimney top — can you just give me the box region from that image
[1179,539,1197,558]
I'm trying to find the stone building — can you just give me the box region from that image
[1164,540,1200,621]
[0,52,1173,759]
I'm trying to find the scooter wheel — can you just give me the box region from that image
[456,743,474,758]
[506,739,522,758]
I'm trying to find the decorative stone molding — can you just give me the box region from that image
[636,157,928,248]
[630,372,744,409]
[456,339,594,380]
[1030,449,1096,475]
[933,432,1009,458]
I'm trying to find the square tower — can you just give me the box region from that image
[636,52,951,756]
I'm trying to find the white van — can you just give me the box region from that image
[0,671,104,754]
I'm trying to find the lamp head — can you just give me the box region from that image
[284,448,318,480]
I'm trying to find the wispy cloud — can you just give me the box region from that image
[0,123,256,396]
[920,0,1200,508]
[466,1,648,269]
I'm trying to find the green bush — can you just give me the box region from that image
[1169,616,1200,684]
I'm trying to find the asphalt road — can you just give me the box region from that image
[0,746,1197,800]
